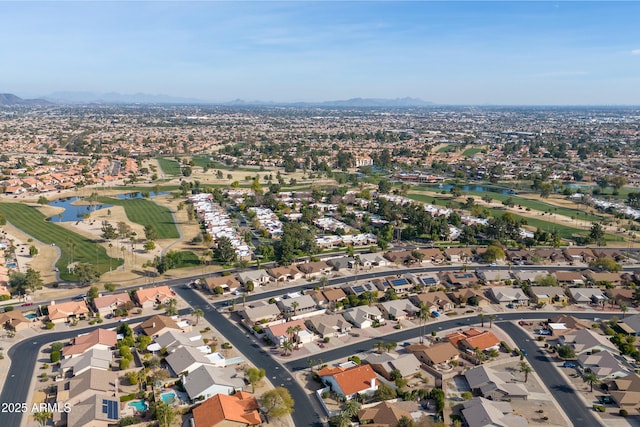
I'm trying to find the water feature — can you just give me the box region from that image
[128,400,148,411]
[25,313,37,319]
[426,184,516,195]
[160,391,176,404]
[115,191,168,200]
[47,197,112,222]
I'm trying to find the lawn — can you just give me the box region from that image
[0,203,122,281]
[437,144,458,153]
[462,147,483,157]
[97,197,179,239]
[156,157,181,175]
[173,251,201,268]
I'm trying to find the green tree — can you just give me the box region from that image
[104,283,116,292]
[374,382,397,400]
[341,399,361,418]
[75,263,100,285]
[191,308,204,325]
[164,298,178,316]
[398,416,415,427]
[144,224,159,241]
[557,345,576,359]
[377,179,391,194]
[246,367,266,393]
[101,221,118,240]
[589,223,605,246]
[520,362,532,383]
[152,400,175,427]
[583,371,600,392]
[87,285,99,302]
[589,257,621,272]
[25,267,43,293]
[33,410,52,427]
[29,245,38,257]
[144,240,156,252]
[260,387,295,421]
[214,236,237,264]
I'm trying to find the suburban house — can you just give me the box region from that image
[478,270,511,284]
[152,329,206,353]
[552,271,585,286]
[578,350,631,379]
[406,272,441,288]
[265,319,314,346]
[134,285,174,309]
[139,315,183,337]
[563,247,596,263]
[377,299,420,320]
[583,270,624,287]
[192,391,261,427]
[364,352,422,380]
[203,275,241,294]
[165,346,224,375]
[410,291,455,313]
[449,288,491,307]
[62,328,118,358]
[534,248,568,264]
[239,302,281,326]
[383,250,416,264]
[444,247,474,263]
[558,329,619,356]
[296,261,332,278]
[267,265,303,282]
[318,364,379,400]
[529,286,569,305]
[342,281,377,296]
[58,368,118,407]
[60,348,112,377]
[320,288,348,305]
[461,397,530,427]
[182,364,245,401]
[606,373,640,409]
[276,294,317,317]
[357,253,390,268]
[488,287,531,306]
[343,306,385,328]
[377,276,414,294]
[47,300,90,324]
[357,401,413,427]
[606,288,634,307]
[619,314,640,336]
[66,393,121,427]
[416,248,446,264]
[407,341,460,367]
[237,269,272,286]
[512,270,550,284]
[568,287,606,305]
[0,309,31,332]
[305,314,351,338]
[447,329,501,353]
[464,365,529,400]
[546,315,592,336]
[506,248,536,264]
[441,271,478,287]
[92,292,133,317]
[326,256,355,272]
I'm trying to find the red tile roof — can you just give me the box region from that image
[192,391,260,426]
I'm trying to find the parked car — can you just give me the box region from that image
[563,361,576,368]
[535,329,552,335]
[520,348,528,356]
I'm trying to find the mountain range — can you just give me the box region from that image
[0,93,52,106]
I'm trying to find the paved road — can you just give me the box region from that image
[500,321,603,427]
[172,286,324,427]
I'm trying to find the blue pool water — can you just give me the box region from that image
[128,400,148,411]
[6,262,17,268]
[25,313,37,319]
[160,391,176,404]
[47,197,112,222]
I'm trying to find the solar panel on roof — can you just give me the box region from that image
[102,399,118,420]
[454,273,473,279]
[352,285,365,293]
[423,277,437,285]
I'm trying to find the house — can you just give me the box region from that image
[92,292,133,317]
[583,270,624,287]
[326,256,355,272]
[265,319,314,346]
[546,315,591,336]
[166,346,222,375]
[237,269,271,286]
[489,287,530,306]
[578,350,631,379]
[182,364,245,401]
[592,248,627,262]
[444,247,474,263]
[552,271,585,286]
[416,248,446,264]
[267,265,303,282]
[568,287,605,304]
[464,365,529,400]
[321,288,347,305]
[48,300,90,323]
[343,306,385,328]
[357,253,390,268]
[62,328,117,358]
[318,364,379,400]
[365,352,422,380]
[305,314,351,338]
[505,248,535,264]
[60,348,112,377]
[619,313,640,336]
[342,281,377,296]
[239,302,281,326]
[66,393,120,427]
[406,272,441,288]
[410,291,455,313]
[139,315,182,337]
[383,250,416,264]
[357,401,412,427]
[60,368,118,407]
[0,309,31,332]
[606,373,640,408]
[152,329,205,353]
[511,270,550,284]
[558,329,619,356]
[448,329,501,353]
[134,285,174,308]
[203,275,241,294]
[192,391,261,427]
[529,286,569,305]
[478,270,511,284]
[449,288,491,307]
[534,248,568,264]
[407,341,459,366]
[606,288,635,307]
[441,271,478,287]
[563,247,596,263]
[377,299,419,320]
[296,261,332,278]
[276,294,317,317]
[461,397,530,427]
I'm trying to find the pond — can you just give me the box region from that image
[47,197,112,222]
[426,184,516,195]
[115,191,168,200]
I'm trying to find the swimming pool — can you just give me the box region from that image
[128,400,148,411]
[25,313,37,319]
[160,391,176,404]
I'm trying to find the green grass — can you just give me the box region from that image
[462,148,483,157]
[437,144,458,153]
[191,155,212,168]
[173,251,201,268]
[157,157,181,175]
[0,203,122,281]
[97,197,179,239]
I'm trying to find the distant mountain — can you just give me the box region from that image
[224,97,434,107]
[43,91,208,105]
[0,93,52,106]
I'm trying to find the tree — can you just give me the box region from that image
[589,257,621,272]
[557,345,576,359]
[374,382,397,400]
[87,285,99,302]
[378,179,391,194]
[478,313,486,327]
[191,308,204,325]
[29,245,38,257]
[261,387,294,421]
[481,244,505,263]
[621,302,629,319]
[164,298,178,316]
[75,263,100,285]
[520,362,532,383]
[583,371,600,392]
[488,314,495,328]
[101,221,118,241]
[33,410,52,427]
[341,399,360,418]
[144,240,156,252]
[214,236,237,264]
[152,400,175,427]
[144,224,159,241]
[25,267,43,294]
[398,416,415,427]
[104,283,116,292]
[246,367,266,392]
[589,223,605,246]
[281,340,294,356]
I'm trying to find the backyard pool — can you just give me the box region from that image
[160,391,176,405]
[128,400,148,411]
[25,313,37,319]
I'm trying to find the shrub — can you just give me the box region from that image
[39,373,48,381]
[119,416,141,426]
[620,409,628,417]
[500,341,512,353]
[96,318,103,324]
[50,351,61,363]
[593,404,605,412]
[119,393,137,402]
[0,295,10,301]
[4,305,14,312]
[45,322,55,329]
[348,356,361,365]
[119,358,131,370]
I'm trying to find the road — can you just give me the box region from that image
[172,286,325,427]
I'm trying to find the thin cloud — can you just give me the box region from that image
[532,71,588,78]
[632,49,640,55]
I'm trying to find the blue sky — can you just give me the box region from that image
[2,1,639,105]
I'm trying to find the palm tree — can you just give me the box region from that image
[374,341,385,353]
[341,399,361,418]
[520,362,533,383]
[488,314,495,328]
[583,371,600,392]
[478,313,486,327]
[293,325,303,350]
[419,303,430,344]
[620,302,629,319]
[319,276,328,289]
[291,301,299,318]
[286,326,296,345]
[191,308,204,325]
[282,340,294,356]
[33,411,52,427]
